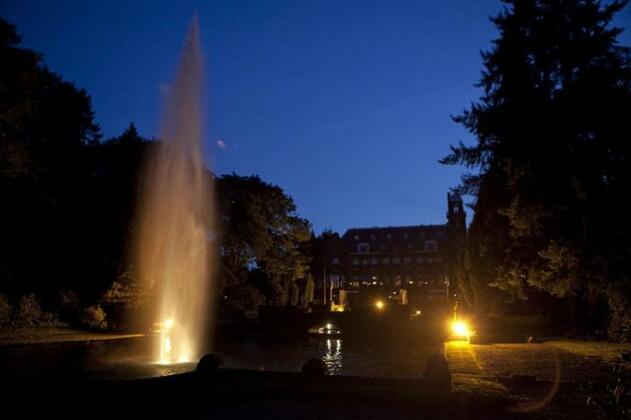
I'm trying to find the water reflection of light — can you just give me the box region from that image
[322,338,343,374]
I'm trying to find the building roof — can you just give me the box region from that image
[343,224,447,238]
[342,224,448,251]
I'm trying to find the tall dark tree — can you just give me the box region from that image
[309,230,345,303]
[442,1,631,338]
[0,18,103,300]
[216,174,311,306]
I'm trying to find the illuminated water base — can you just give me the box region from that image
[136,16,214,365]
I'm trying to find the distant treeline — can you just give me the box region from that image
[442,1,631,341]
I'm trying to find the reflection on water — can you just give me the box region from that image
[0,335,439,382]
[214,335,438,378]
[323,338,343,374]
[0,337,194,383]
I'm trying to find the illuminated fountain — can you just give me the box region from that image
[135,16,215,364]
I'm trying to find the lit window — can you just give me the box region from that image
[357,243,369,253]
[453,206,459,214]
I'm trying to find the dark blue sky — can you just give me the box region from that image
[4,1,630,233]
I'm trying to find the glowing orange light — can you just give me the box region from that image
[451,320,470,338]
[375,300,384,310]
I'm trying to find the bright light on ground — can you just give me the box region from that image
[451,320,471,339]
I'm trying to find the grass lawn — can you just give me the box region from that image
[0,327,143,346]
[548,339,631,362]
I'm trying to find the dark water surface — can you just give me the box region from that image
[0,334,440,382]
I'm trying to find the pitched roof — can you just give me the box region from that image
[343,224,447,238]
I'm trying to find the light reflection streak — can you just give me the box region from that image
[322,338,343,374]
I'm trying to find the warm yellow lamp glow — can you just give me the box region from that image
[164,318,175,329]
[451,320,470,338]
[375,300,384,310]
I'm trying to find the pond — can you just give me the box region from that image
[0,334,441,383]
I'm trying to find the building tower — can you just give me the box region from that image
[447,192,466,233]
[446,192,467,301]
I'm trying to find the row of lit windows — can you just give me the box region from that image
[354,231,444,241]
[351,256,443,266]
[356,240,438,254]
[347,279,448,287]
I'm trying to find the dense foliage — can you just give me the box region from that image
[443,0,631,339]
[216,174,312,309]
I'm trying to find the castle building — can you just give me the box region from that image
[333,193,466,307]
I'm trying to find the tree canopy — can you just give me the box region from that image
[216,174,312,307]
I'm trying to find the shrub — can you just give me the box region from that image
[57,289,80,323]
[81,305,108,330]
[223,284,265,311]
[0,294,12,328]
[13,294,64,328]
[607,283,631,342]
[58,289,79,312]
[39,311,64,328]
[15,294,43,328]
[102,280,146,309]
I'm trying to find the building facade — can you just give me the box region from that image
[332,193,466,307]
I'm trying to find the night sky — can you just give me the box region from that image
[4,1,630,233]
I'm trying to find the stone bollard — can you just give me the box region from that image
[301,358,327,376]
[196,353,225,376]
[422,353,451,399]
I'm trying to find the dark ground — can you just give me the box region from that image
[2,338,630,419]
[1,316,630,420]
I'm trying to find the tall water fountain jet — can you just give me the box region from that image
[135,16,214,364]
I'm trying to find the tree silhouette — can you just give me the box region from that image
[442,1,631,337]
